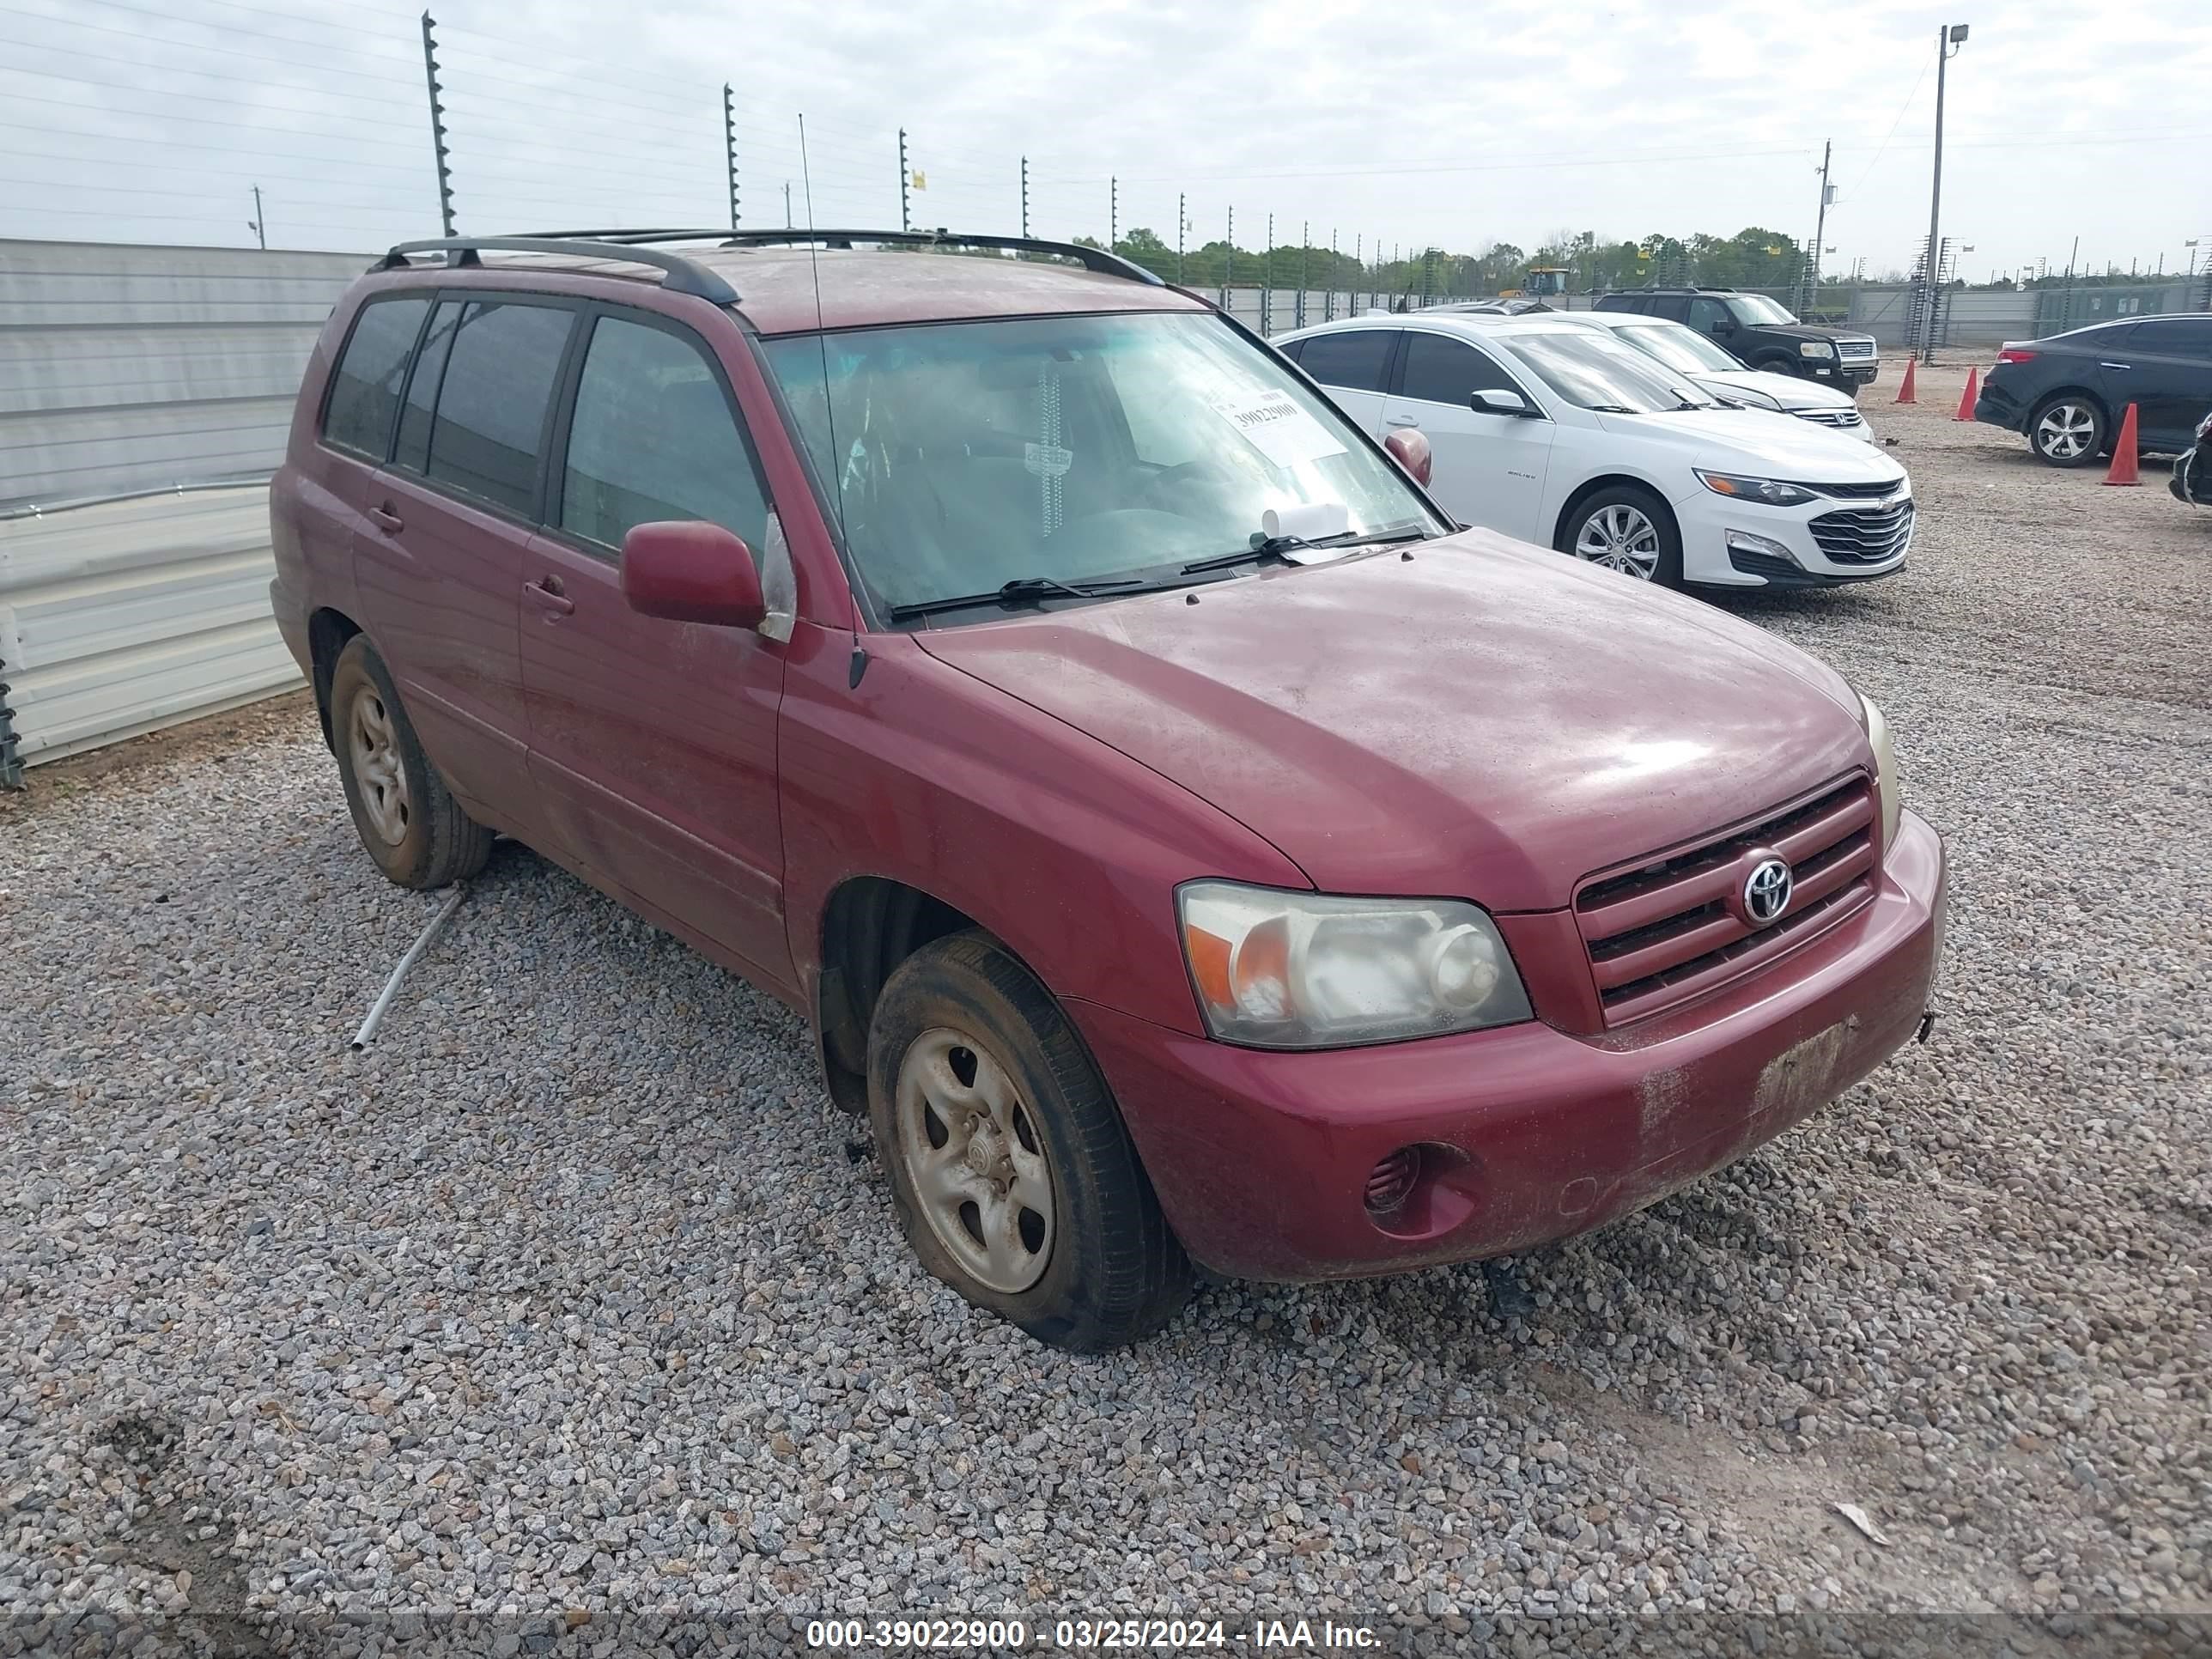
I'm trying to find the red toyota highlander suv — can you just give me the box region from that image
[270,229,1946,1351]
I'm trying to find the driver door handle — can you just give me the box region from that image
[367,503,404,533]
[1385,415,1420,428]
[2100,362,2131,370]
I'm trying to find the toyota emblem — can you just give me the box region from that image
[1742,856,1793,927]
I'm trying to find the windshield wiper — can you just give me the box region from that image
[1584,404,1640,414]
[888,574,1148,620]
[1181,524,1428,576]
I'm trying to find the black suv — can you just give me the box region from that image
[1972,313,2212,467]
[1594,288,1879,393]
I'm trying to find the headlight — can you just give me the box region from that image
[1697,471,1818,507]
[1859,693,1904,851]
[1799,340,1836,359]
[1723,385,1783,410]
[1177,882,1532,1048]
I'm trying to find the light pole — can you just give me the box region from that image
[1922,21,1969,362]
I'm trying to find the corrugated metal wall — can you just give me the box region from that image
[0,240,368,779]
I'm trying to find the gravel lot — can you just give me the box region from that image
[5,362,2208,1656]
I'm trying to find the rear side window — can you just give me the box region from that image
[424,298,574,514]
[1297,329,1395,393]
[2126,319,2212,357]
[1652,295,1691,321]
[1399,333,1523,404]
[559,314,771,552]
[322,297,428,459]
[1276,337,1306,362]
[393,300,463,472]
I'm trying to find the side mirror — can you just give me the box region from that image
[1710,316,1737,335]
[1470,388,1533,416]
[620,520,767,629]
[1383,427,1433,488]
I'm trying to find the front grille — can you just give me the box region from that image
[1798,408,1865,429]
[1796,478,1895,498]
[1837,338,1877,360]
[1574,777,1877,1025]
[1811,500,1914,564]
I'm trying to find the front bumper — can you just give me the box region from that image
[1674,488,1915,588]
[1807,353,1877,390]
[1074,812,1947,1283]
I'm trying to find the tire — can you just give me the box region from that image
[2028,394,2106,468]
[1755,356,1800,380]
[1558,483,1684,588]
[866,930,1192,1351]
[328,635,494,890]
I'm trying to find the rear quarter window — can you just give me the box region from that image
[322,296,429,459]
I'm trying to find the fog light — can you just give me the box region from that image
[1364,1146,1423,1214]
[1726,528,1799,564]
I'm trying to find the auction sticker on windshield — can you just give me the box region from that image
[1210,388,1346,469]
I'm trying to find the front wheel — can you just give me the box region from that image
[1559,485,1684,588]
[1756,356,1801,380]
[2029,396,2106,467]
[867,931,1192,1352]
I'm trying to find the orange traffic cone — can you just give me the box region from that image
[1954,365,1980,421]
[2104,404,2140,485]
[1894,356,1917,404]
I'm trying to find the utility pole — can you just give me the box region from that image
[1923,22,1969,362]
[1109,176,1117,249]
[783,181,793,225]
[1176,191,1185,284]
[1327,228,1336,320]
[1263,212,1273,335]
[722,83,740,228]
[419,10,455,237]
[1223,206,1233,308]
[1020,156,1030,240]
[247,184,265,250]
[1297,220,1308,327]
[1808,138,1833,307]
[897,128,910,233]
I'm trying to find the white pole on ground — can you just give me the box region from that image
[351,885,469,1049]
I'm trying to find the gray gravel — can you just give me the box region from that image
[3,366,2208,1654]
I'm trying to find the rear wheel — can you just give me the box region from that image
[2029,395,2106,467]
[867,931,1192,1351]
[1559,485,1684,588]
[329,635,493,890]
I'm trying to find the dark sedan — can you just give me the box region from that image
[1974,313,2212,467]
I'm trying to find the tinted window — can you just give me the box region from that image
[1687,297,1732,333]
[560,315,771,553]
[1651,295,1691,321]
[1275,337,1306,362]
[424,298,574,514]
[393,300,461,473]
[1399,333,1522,404]
[2126,319,2212,356]
[322,297,428,459]
[1297,329,1396,393]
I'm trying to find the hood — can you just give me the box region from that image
[913,532,1871,910]
[1761,322,1865,344]
[1694,368,1856,413]
[1593,406,1905,484]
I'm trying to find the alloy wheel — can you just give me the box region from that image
[347,686,410,845]
[1572,503,1662,580]
[2036,403,2098,461]
[894,1027,1055,1294]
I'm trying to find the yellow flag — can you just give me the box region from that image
[910,169,928,190]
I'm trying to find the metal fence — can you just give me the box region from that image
[0,240,356,780]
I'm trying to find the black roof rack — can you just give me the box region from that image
[375,236,740,303]
[377,228,1168,307]
[515,227,1169,287]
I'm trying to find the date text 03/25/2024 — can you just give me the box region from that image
[803,1618,1383,1650]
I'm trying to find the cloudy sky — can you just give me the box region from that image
[3,0,2208,280]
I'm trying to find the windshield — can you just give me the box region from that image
[761,312,1444,614]
[1728,294,1799,326]
[1500,331,1719,413]
[1609,320,1745,376]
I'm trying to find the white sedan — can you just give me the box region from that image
[1561,310,1876,443]
[1272,313,1911,590]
